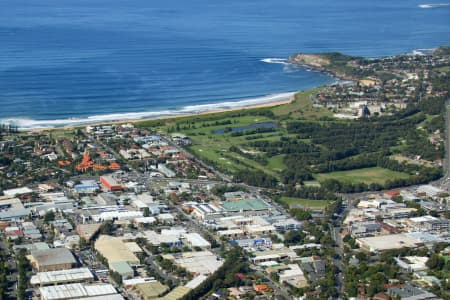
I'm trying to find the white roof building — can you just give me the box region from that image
[166,251,223,275]
[394,256,429,272]
[39,283,120,300]
[143,230,181,246]
[134,217,157,225]
[416,185,444,198]
[161,228,186,237]
[156,213,175,223]
[30,268,94,286]
[3,187,33,197]
[185,275,208,289]
[279,264,308,288]
[91,210,143,222]
[183,233,211,249]
[357,234,423,252]
[122,277,157,287]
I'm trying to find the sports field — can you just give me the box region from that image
[279,197,331,209]
[315,167,410,185]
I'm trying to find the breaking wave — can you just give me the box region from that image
[260,58,291,65]
[1,92,296,130]
[418,3,450,8]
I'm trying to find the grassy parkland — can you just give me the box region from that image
[279,197,331,210]
[315,167,411,185]
[135,49,450,192]
[136,86,441,193]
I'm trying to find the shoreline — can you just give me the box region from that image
[28,96,295,133]
[17,52,367,133]
[13,56,355,133]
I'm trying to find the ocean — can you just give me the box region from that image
[0,0,449,128]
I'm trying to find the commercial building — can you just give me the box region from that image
[251,248,298,264]
[350,221,381,238]
[157,286,191,300]
[96,193,119,206]
[163,251,223,275]
[408,215,449,232]
[231,238,272,250]
[185,275,208,290]
[3,187,33,197]
[125,242,143,253]
[387,284,438,300]
[91,210,143,222]
[144,230,182,247]
[23,222,43,240]
[182,233,211,249]
[384,207,417,219]
[356,234,423,252]
[416,185,444,198]
[278,264,308,288]
[272,218,302,231]
[123,277,158,288]
[110,261,134,279]
[49,219,73,233]
[156,213,175,224]
[190,203,223,220]
[94,235,140,266]
[245,224,276,236]
[39,283,122,300]
[394,256,429,272]
[13,242,49,253]
[221,199,272,216]
[73,180,99,194]
[100,175,122,191]
[134,217,157,226]
[217,228,245,239]
[157,164,176,178]
[76,223,101,242]
[30,268,94,286]
[135,281,169,300]
[29,248,77,272]
[0,196,31,221]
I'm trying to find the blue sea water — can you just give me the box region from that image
[0,0,449,128]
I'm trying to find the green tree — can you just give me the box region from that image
[44,210,56,223]
[100,220,114,235]
[290,208,312,221]
[143,207,150,217]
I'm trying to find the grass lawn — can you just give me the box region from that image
[437,66,450,73]
[189,144,244,173]
[315,167,410,185]
[303,180,321,187]
[267,154,286,172]
[180,114,286,175]
[48,130,77,141]
[272,88,332,119]
[279,197,331,210]
[136,88,335,177]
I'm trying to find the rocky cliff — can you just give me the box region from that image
[289,54,331,69]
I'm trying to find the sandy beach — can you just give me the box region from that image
[29,95,294,133]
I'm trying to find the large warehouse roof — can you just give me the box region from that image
[3,187,33,197]
[30,248,76,268]
[94,235,140,266]
[39,283,118,300]
[31,268,93,285]
[222,199,271,212]
[357,234,423,252]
